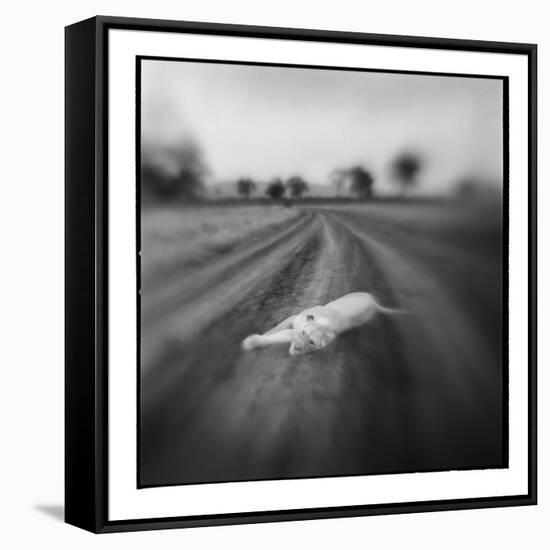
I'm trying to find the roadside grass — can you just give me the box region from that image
[141,205,299,281]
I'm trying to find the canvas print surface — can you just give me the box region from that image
[138,58,506,488]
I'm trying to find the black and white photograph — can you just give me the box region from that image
[138,58,507,488]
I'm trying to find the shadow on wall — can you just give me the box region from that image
[34,504,64,523]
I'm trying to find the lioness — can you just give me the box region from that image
[242,292,406,356]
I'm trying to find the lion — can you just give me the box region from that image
[241,292,407,356]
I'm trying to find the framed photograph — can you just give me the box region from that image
[65,16,537,533]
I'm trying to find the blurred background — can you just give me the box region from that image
[141,59,503,203]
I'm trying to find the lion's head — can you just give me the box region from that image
[289,322,334,356]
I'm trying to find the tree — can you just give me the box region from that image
[349,165,374,199]
[237,178,257,199]
[285,176,309,198]
[454,177,487,202]
[266,178,286,200]
[391,152,422,195]
[141,139,208,201]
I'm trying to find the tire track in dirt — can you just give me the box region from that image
[141,210,414,485]
[143,211,313,323]
[140,208,504,487]
[142,210,304,289]
[141,211,318,374]
[323,209,504,469]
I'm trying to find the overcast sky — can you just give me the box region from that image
[141,59,503,194]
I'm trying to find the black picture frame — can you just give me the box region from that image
[65,15,537,533]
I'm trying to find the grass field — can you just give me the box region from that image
[141,205,299,284]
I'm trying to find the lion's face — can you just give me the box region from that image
[289,324,334,356]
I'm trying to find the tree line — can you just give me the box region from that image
[237,175,310,200]
[237,152,423,201]
[141,138,423,202]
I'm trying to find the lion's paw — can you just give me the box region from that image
[242,334,260,351]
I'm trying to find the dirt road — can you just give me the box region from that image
[140,206,505,487]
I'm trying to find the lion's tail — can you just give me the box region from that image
[373,299,410,315]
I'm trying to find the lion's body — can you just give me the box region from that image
[298,292,379,332]
[242,292,405,355]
